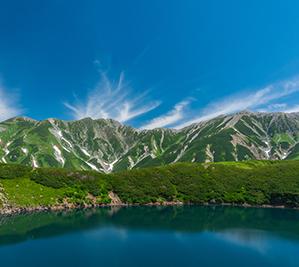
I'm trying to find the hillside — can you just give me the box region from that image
[0,111,299,172]
[1,160,299,212]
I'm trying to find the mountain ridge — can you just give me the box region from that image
[1,111,299,172]
[5,109,299,129]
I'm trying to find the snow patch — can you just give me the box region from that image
[31,155,38,168]
[174,145,188,163]
[108,159,119,172]
[205,144,214,162]
[128,156,134,169]
[262,141,271,159]
[85,161,99,171]
[49,124,73,149]
[61,136,73,148]
[21,147,28,155]
[281,152,288,160]
[1,141,11,163]
[81,148,91,157]
[53,145,65,166]
[160,131,165,151]
[264,148,271,158]
[150,153,157,159]
[61,145,71,153]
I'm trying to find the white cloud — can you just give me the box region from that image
[282,105,299,113]
[266,103,287,110]
[65,72,160,123]
[0,84,21,122]
[65,74,299,129]
[140,100,191,129]
[173,76,299,129]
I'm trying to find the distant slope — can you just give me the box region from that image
[0,111,299,172]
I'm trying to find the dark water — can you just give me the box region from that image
[0,206,299,267]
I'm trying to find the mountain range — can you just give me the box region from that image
[0,111,298,173]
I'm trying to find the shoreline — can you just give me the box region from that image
[1,201,298,216]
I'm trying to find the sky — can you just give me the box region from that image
[1,0,299,129]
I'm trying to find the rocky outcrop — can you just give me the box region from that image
[108,191,123,205]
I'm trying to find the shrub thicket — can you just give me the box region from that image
[1,160,299,207]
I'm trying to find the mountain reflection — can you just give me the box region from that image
[0,206,299,246]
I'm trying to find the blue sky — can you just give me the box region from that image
[1,0,299,128]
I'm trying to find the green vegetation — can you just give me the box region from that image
[0,163,110,207]
[109,160,299,206]
[1,160,299,210]
[273,133,295,145]
[1,178,65,207]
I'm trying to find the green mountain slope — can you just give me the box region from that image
[0,111,299,172]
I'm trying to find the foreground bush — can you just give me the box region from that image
[1,160,299,208]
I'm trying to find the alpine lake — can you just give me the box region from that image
[0,205,299,267]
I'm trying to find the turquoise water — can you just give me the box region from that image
[0,206,299,267]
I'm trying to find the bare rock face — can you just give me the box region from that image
[0,111,299,172]
[108,192,123,205]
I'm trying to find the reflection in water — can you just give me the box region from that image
[214,229,270,253]
[0,206,299,267]
[1,205,299,245]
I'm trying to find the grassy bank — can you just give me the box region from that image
[1,160,299,211]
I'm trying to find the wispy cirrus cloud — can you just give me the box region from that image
[138,76,299,130]
[262,103,288,111]
[173,77,299,128]
[282,105,299,113]
[65,73,299,129]
[140,99,191,129]
[0,83,22,122]
[65,72,160,123]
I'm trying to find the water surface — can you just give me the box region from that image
[0,206,299,267]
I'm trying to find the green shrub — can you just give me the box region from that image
[1,160,299,207]
[0,163,31,179]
